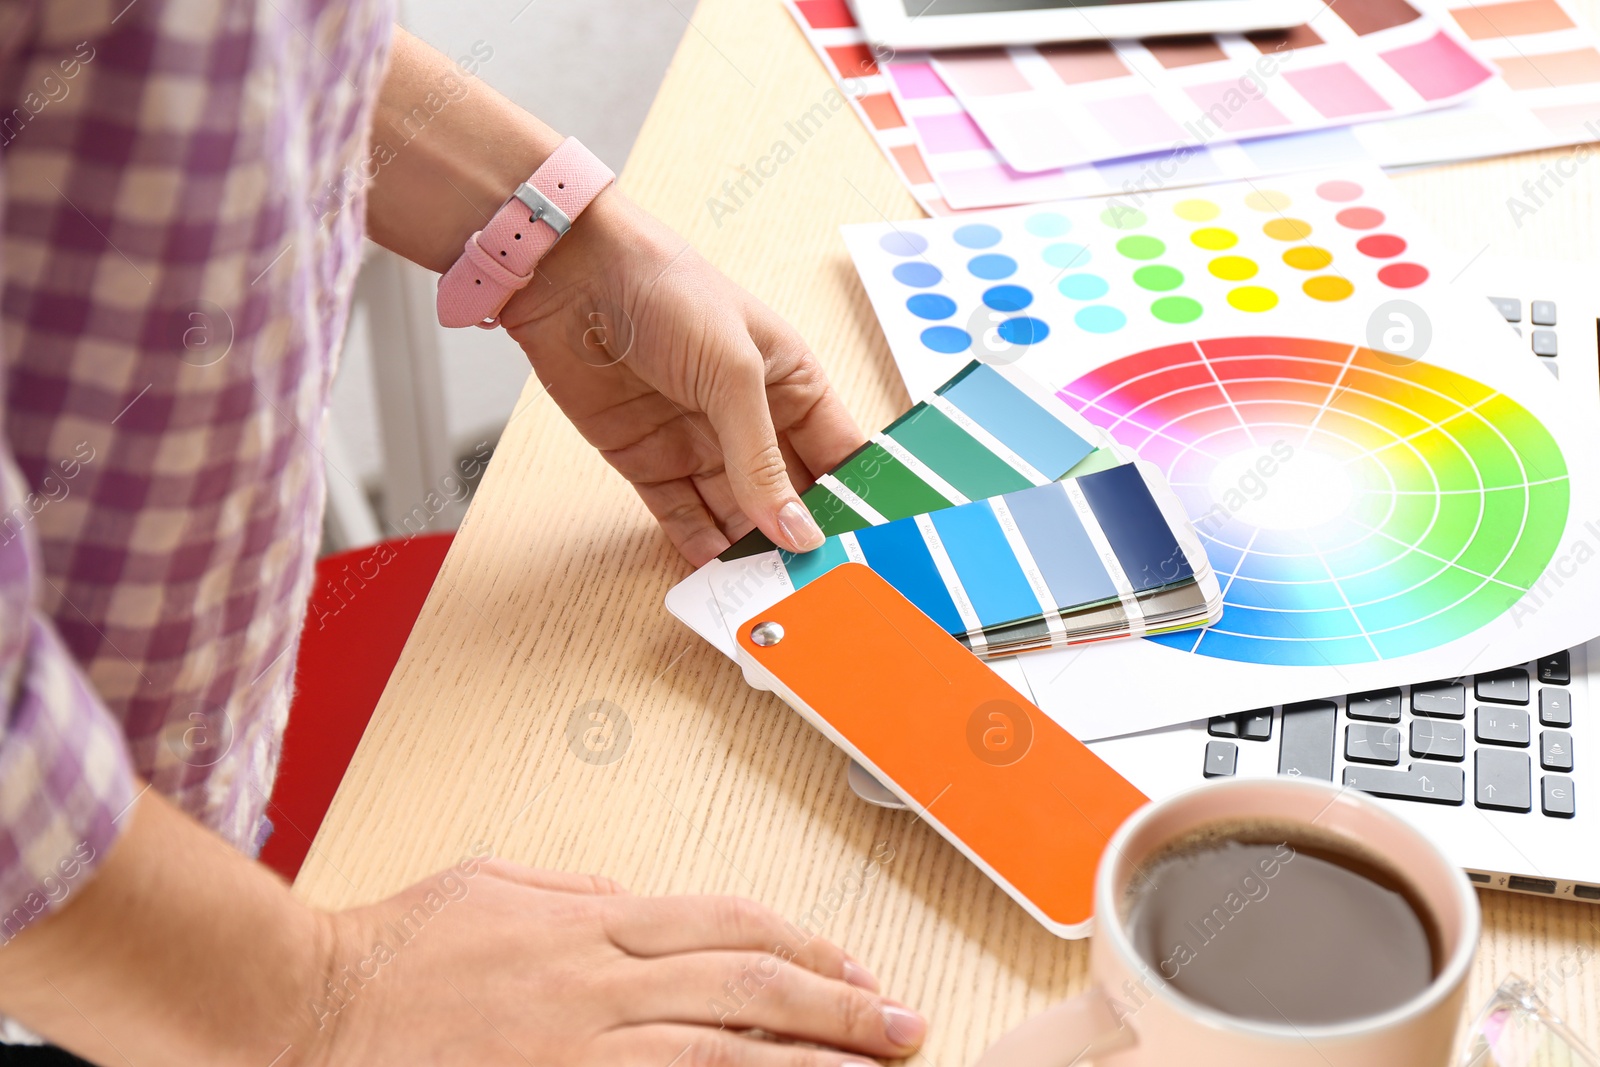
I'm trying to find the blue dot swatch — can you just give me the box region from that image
[967,254,1017,280]
[921,326,971,354]
[997,317,1050,345]
[1043,243,1091,269]
[880,232,928,256]
[893,262,942,287]
[907,293,957,320]
[1058,274,1109,300]
[954,224,1002,249]
[1074,305,1127,334]
[983,285,1033,312]
[1026,213,1071,237]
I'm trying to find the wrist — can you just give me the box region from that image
[434,137,617,329]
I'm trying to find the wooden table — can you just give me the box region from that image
[299,1,1600,1059]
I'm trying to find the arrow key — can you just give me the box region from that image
[1343,763,1464,805]
[1476,749,1532,812]
[1204,740,1238,778]
[1541,730,1574,772]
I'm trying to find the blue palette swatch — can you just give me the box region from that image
[782,464,1190,643]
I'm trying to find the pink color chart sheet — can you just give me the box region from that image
[934,1,1493,173]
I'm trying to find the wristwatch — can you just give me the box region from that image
[436,137,616,329]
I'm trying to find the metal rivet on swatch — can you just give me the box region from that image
[750,621,785,647]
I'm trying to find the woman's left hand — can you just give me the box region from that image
[499,190,863,567]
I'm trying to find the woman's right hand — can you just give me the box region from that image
[302,858,928,1067]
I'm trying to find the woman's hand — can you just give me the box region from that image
[498,191,864,566]
[307,860,926,1067]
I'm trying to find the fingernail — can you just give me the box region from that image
[842,957,879,992]
[882,1003,927,1049]
[778,500,825,552]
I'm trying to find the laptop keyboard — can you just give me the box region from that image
[1203,651,1577,818]
[1486,294,1563,376]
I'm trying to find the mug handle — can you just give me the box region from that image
[972,987,1136,1067]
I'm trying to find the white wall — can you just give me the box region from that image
[330,1,693,496]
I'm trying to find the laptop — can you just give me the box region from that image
[848,255,1600,905]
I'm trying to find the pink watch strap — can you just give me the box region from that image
[436,137,616,329]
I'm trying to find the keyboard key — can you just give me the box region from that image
[1476,749,1533,812]
[1346,723,1401,764]
[1543,775,1576,819]
[1412,680,1466,718]
[1532,329,1558,357]
[1539,688,1572,727]
[1541,730,1574,772]
[1207,715,1240,739]
[1489,296,1522,322]
[1537,651,1570,685]
[1545,362,1559,379]
[1411,719,1466,762]
[1204,740,1238,777]
[1476,668,1530,705]
[1209,709,1273,741]
[1347,688,1402,723]
[1344,763,1464,805]
[1476,706,1531,747]
[1239,709,1272,741]
[1531,299,1557,326]
[1279,700,1336,780]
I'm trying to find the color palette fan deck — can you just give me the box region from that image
[740,462,1221,658]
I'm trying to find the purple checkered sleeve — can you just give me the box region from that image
[0,0,393,944]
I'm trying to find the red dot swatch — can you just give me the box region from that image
[796,0,856,29]
[1357,234,1407,258]
[1317,180,1364,202]
[1336,207,1385,230]
[1378,262,1429,289]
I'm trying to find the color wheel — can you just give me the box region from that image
[1059,337,1569,666]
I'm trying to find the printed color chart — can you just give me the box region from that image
[847,172,1433,400]
[1061,338,1568,666]
[785,0,1600,215]
[934,1,1491,172]
[846,167,1600,735]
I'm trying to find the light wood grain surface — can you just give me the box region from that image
[297,2,1600,1061]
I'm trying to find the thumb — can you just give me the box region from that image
[706,348,825,554]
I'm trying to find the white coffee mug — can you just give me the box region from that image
[975,777,1481,1067]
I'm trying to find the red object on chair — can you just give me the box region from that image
[257,532,454,883]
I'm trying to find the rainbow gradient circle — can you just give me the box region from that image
[1060,337,1569,666]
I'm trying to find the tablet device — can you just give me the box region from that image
[848,0,1326,51]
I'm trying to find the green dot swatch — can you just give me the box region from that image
[1101,206,1147,230]
[1117,235,1166,260]
[1133,265,1183,291]
[1152,296,1203,324]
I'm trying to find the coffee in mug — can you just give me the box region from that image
[1122,818,1440,1026]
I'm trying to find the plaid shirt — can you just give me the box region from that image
[0,0,393,946]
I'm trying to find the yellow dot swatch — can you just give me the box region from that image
[1283,246,1333,271]
[1245,190,1292,212]
[1191,227,1238,251]
[1209,255,1258,281]
[1228,286,1279,312]
[1174,199,1221,222]
[1304,275,1354,302]
[1264,218,1314,241]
